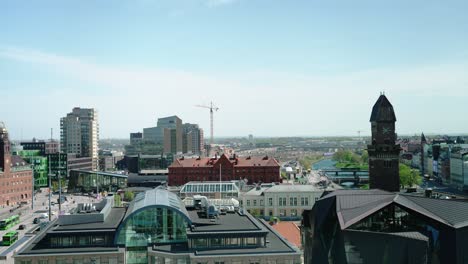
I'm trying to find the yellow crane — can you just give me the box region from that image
[195,101,219,145]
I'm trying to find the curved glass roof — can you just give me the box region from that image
[180,181,239,194]
[122,187,192,224]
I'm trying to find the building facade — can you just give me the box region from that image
[242,185,323,220]
[182,123,205,155]
[45,139,60,154]
[60,107,99,170]
[168,154,281,186]
[16,150,49,188]
[367,94,400,192]
[20,140,46,155]
[450,151,468,190]
[0,123,33,206]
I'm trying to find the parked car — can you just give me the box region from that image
[38,213,48,219]
[33,218,40,224]
[18,224,26,230]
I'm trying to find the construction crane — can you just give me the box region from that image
[357,130,363,139]
[195,101,219,145]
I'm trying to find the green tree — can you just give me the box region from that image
[361,150,369,164]
[280,171,288,180]
[124,191,135,202]
[399,164,422,189]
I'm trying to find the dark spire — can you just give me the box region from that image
[421,133,427,143]
[370,94,396,122]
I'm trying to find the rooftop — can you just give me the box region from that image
[321,189,468,229]
[271,222,301,248]
[170,153,280,168]
[53,207,126,231]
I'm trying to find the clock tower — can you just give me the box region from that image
[368,94,400,192]
[0,122,11,174]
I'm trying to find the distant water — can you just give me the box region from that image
[312,158,337,170]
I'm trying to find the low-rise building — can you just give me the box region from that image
[169,154,281,186]
[15,188,301,264]
[302,189,468,264]
[242,184,324,220]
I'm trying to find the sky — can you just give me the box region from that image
[1,0,468,139]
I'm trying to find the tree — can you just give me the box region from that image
[124,191,135,202]
[399,164,422,189]
[361,150,369,164]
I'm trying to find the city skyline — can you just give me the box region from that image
[2,0,468,139]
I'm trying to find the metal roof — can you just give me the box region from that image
[122,188,191,224]
[370,94,397,122]
[322,189,468,230]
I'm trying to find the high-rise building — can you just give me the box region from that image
[367,94,400,192]
[158,116,182,153]
[0,122,33,206]
[142,116,183,154]
[60,107,99,170]
[182,123,205,155]
[129,132,143,145]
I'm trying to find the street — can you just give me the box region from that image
[0,189,95,263]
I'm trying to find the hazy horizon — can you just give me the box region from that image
[2,1,468,139]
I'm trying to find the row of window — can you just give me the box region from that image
[246,209,299,217]
[49,234,113,248]
[19,256,118,264]
[245,197,312,207]
[190,236,260,249]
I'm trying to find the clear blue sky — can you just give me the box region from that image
[1,0,468,139]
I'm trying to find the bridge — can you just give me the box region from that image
[320,169,369,185]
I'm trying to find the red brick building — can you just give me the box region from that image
[168,154,281,186]
[0,123,33,206]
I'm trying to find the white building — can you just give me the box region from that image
[241,184,325,220]
[179,181,240,199]
[60,107,99,170]
[450,151,468,190]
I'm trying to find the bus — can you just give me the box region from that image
[0,215,20,230]
[2,231,19,246]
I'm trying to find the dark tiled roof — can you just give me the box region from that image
[370,94,397,122]
[323,189,468,230]
[401,195,468,228]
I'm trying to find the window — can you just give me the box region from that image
[291,209,297,216]
[280,209,286,216]
[253,200,257,206]
[268,198,273,206]
[384,160,392,168]
[246,200,250,206]
[278,197,286,206]
[260,200,264,206]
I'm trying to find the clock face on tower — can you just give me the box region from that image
[382,126,391,134]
